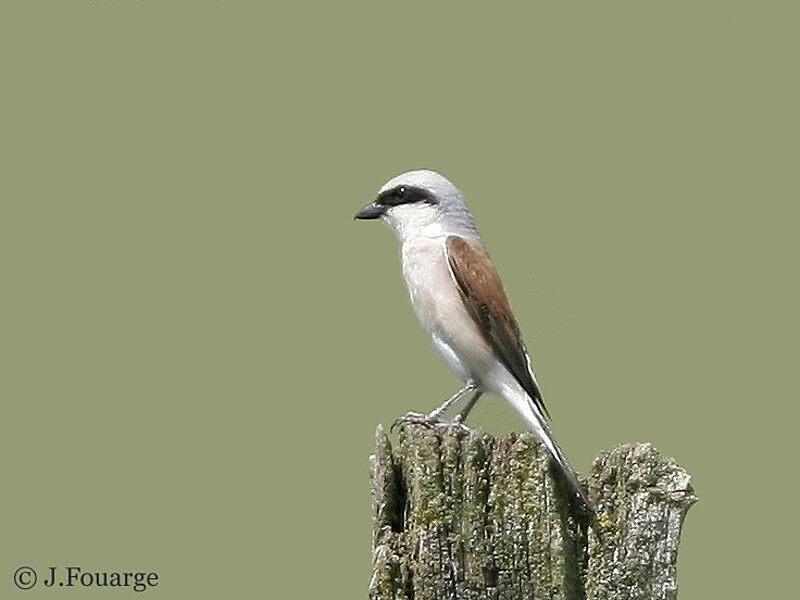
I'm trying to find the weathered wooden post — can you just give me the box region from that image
[370,425,696,600]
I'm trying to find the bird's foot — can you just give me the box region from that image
[391,411,471,433]
[447,414,471,433]
[391,411,437,432]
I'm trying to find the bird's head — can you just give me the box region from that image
[354,169,479,241]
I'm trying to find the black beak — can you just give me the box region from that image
[354,201,386,220]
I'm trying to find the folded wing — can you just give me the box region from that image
[445,236,550,419]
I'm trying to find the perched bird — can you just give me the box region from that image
[354,169,592,513]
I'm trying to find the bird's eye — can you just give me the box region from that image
[397,186,406,198]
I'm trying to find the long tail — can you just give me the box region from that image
[502,385,594,515]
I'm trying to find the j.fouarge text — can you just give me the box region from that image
[43,566,159,592]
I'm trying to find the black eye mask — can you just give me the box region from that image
[375,185,437,207]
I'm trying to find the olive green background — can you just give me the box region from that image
[1,2,796,598]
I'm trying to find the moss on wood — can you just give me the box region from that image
[369,426,696,600]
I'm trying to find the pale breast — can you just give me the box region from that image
[399,238,495,382]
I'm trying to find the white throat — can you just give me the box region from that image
[382,204,448,244]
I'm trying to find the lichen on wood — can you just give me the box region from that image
[369,425,696,600]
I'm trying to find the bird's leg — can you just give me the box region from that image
[391,381,477,432]
[452,390,483,424]
[429,381,478,420]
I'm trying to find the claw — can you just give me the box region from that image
[391,411,434,432]
[391,411,473,434]
[449,413,468,429]
[432,420,472,433]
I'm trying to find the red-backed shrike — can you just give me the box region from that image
[355,169,591,512]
